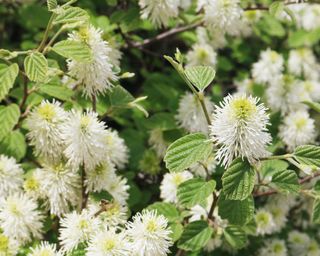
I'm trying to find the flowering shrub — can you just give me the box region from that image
[1,0,320,255]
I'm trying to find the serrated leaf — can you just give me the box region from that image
[0,104,20,141]
[108,85,135,107]
[47,0,57,11]
[177,178,215,208]
[260,159,289,178]
[271,169,300,193]
[0,130,26,161]
[39,84,74,101]
[147,202,181,222]
[303,101,320,113]
[24,52,48,82]
[294,145,320,167]
[0,63,19,102]
[312,199,320,223]
[178,220,213,251]
[164,133,212,173]
[53,7,89,25]
[223,226,247,249]
[169,222,183,242]
[218,193,254,225]
[185,66,215,91]
[269,1,284,17]
[0,49,18,60]
[52,40,92,62]
[222,158,255,200]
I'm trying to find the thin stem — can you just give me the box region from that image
[208,192,218,220]
[92,94,97,112]
[261,154,292,161]
[43,27,65,54]
[81,165,88,210]
[198,92,212,126]
[37,14,56,52]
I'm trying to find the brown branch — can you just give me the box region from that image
[81,165,88,210]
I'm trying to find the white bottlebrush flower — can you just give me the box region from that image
[61,110,107,171]
[26,100,67,164]
[265,202,288,232]
[148,129,168,158]
[0,233,19,256]
[186,43,217,67]
[88,200,128,227]
[288,231,310,255]
[38,164,81,217]
[252,49,284,85]
[210,94,271,166]
[204,232,223,252]
[288,48,320,80]
[0,193,43,245]
[86,160,116,193]
[300,80,320,102]
[307,239,320,256]
[255,209,275,235]
[235,78,255,94]
[189,154,216,178]
[291,4,320,31]
[86,228,130,256]
[279,110,316,151]
[138,0,179,27]
[160,171,193,203]
[203,0,243,36]
[104,129,129,169]
[0,155,23,198]
[23,169,44,200]
[126,210,172,256]
[67,25,117,98]
[28,241,61,256]
[176,92,214,134]
[59,210,100,253]
[266,75,306,115]
[258,239,287,256]
[106,175,130,206]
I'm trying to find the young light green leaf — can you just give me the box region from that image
[108,85,135,107]
[222,158,255,200]
[269,1,284,17]
[177,220,213,251]
[303,101,320,113]
[169,222,183,242]
[53,7,89,25]
[164,133,212,172]
[39,84,74,101]
[260,159,289,178]
[218,193,254,226]
[0,63,19,102]
[294,145,320,167]
[177,178,216,208]
[223,226,247,249]
[312,198,320,223]
[184,66,215,91]
[0,130,26,161]
[24,52,48,82]
[47,0,58,11]
[0,49,18,60]
[271,169,300,193]
[147,202,181,222]
[52,40,92,62]
[0,104,20,141]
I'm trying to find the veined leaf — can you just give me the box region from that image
[222,158,255,200]
[24,52,48,82]
[0,104,20,141]
[312,199,320,223]
[223,225,247,249]
[185,66,215,91]
[0,130,26,161]
[39,84,74,101]
[53,7,89,25]
[178,220,213,251]
[294,145,320,167]
[271,169,300,193]
[164,133,212,172]
[47,0,58,11]
[147,202,181,222]
[0,63,19,102]
[52,40,92,62]
[177,178,216,208]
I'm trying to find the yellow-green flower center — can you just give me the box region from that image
[24,177,39,191]
[295,118,307,130]
[78,219,88,229]
[172,174,184,186]
[196,48,209,62]
[273,243,283,253]
[80,116,91,131]
[231,98,256,120]
[103,239,116,251]
[146,220,157,232]
[38,104,56,122]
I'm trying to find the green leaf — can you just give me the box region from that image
[177,178,216,208]
[52,40,92,62]
[0,63,19,102]
[0,104,20,141]
[222,158,255,200]
[53,7,89,25]
[260,159,289,178]
[303,101,320,113]
[24,52,48,82]
[108,85,135,107]
[184,66,215,91]
[269,1,284,17]
[169,222,184,242]
[312,199,320,223]
[223,226,247,249]
[0,49,18,60]
[147,202,181,222]
[271,169,300,193]
[294,145,320,167]
[164,133,212,172]
[178,221,213,251]
[47,0,58,11]
[0,130,26,161]
[284,6,296,24]
[39,84,74,101]
[218,193,254,225]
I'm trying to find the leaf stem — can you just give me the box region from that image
[37,13,57,52]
